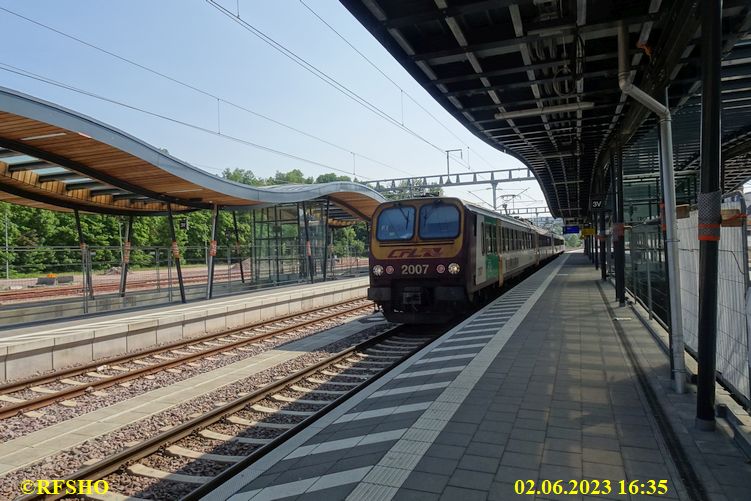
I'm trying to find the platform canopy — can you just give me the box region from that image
[0,87,386,219]
[340,0,751,219]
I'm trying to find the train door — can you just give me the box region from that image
[497,221,504,286]
[474,217,486,286]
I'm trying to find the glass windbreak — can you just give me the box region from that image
[376,206,416,241]
[419,204,460,239]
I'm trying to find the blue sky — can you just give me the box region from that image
[0,0,548,213]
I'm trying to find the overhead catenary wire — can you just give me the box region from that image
[297,0,500,173]
[0,62,374,181]
[204,0,463,163]
[0,5,408,177]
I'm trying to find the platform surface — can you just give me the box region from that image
[209,253,751,501]
[0,277,368,346]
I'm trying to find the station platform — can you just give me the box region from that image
[0,277,368,382]
[209,253,751,501]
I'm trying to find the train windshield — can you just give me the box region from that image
[419,203,460,239]
[376,206,415,241]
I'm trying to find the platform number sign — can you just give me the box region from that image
[179,218,189,230]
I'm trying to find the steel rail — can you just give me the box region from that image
[20,324,427,501]
[0,298,371,419]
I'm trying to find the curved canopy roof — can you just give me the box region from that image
[340,0,751,220]
[0,87,386,218]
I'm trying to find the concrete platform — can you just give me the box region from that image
[0,277,368,382]
[209,253,751,501]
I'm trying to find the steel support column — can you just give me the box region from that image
[614,145,626,306]
[167,203,186,303]
[301,201,314,284]
[322,197,331,281]
[74,209,94,299]
[696,0,722,431]
[207,204,219,299]
[600,212,607,281]
[119,215,133,297]
[618,22,686,392]
[232,211,245,284]
[594,221,599,270]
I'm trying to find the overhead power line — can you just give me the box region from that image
[0,5,408,176]
[204,0,462,161]
[0,62,373,181]
[297,0,500,173]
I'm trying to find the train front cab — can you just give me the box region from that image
[368,198,468,323]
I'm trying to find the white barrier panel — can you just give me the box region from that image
[677,198,750,403]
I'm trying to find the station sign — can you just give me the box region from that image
[563,225,580,234]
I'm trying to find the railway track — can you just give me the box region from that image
[0,298,373,420]
[20,325,439,501]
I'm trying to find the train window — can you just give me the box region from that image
[376,206,415,241]
[419,203,460,239]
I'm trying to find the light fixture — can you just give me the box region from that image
[494,102,594,120]
[372,265,384,276]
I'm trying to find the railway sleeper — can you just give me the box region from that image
[345,358,391,366]
[59,378,86,385]
[200,429,273,444]
[227,415,295,429]
[0,394,25,403]
[289,384,347,395]
[368,345,417,356]
[306,376,359,386]
[152,354,174,361]
[166,445,243,463]
[251,403,314,416]
[29,386,57,394]
[361,351,403,359]
[320,370,368,379]
[271,394,332,405]
[85,371,112,379]
[127,463,212,484]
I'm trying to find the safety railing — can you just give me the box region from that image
[0,243,368,327]
[625,222,671,327]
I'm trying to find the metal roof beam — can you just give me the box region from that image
[382,0,525,29]
[38,172,87,182]
[7,160,54,173]
[65,181,106,191]
[413,16,654,63]
[0,148,22,159]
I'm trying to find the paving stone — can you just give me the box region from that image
[505,439,544,456]
[392,488,441,501]
[500,451,541,470]
[457,454,500,474]
[402,471,449,494]
[415,456,459,476]
[439,485,488,501]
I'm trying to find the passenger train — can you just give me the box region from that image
[368,197,564,323]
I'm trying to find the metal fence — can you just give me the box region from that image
[0,243,368,326]
[626,194,751,406]
[625,222,671,325]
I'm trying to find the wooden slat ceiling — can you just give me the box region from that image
[0,89,386,218]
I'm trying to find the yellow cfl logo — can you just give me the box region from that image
[20,479,109,495]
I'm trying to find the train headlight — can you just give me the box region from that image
[448,263,461,274]
[385,265,394,274]
[372,265,384,276]
[436,264,446,274]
